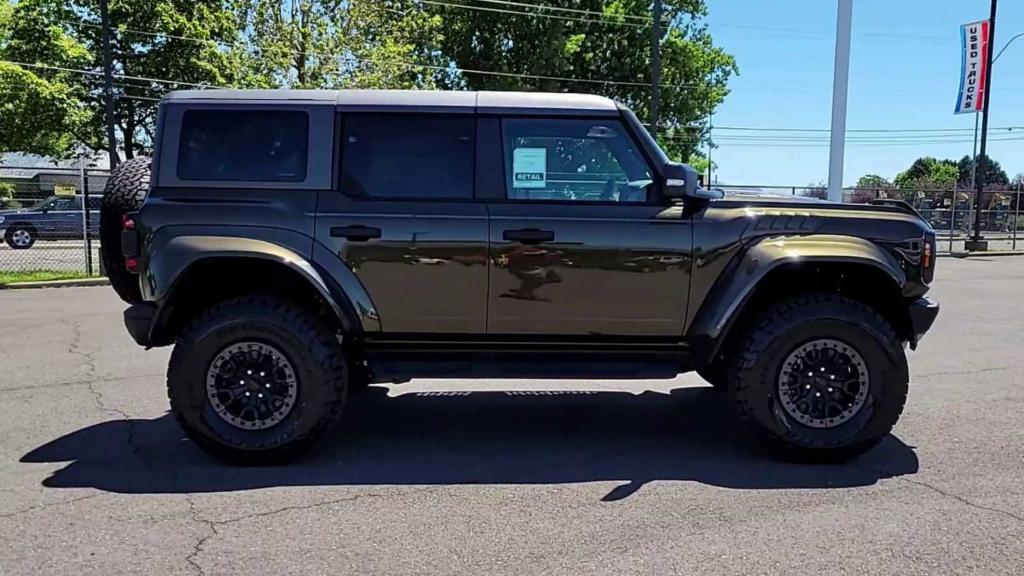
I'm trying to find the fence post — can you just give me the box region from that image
[949,185,957,253]
[78,157,92,276]
[1014,184,1021,251]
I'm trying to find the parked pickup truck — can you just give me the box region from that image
[98,89,939,465]
[0,195,100,249]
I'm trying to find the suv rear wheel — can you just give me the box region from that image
[167,295,348,464]
[726,293,908,462]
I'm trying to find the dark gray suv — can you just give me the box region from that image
[100,89,938,464]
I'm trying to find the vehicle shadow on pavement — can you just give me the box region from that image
[22,385,918,500]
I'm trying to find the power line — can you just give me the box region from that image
[67,20,707,90]
[713,125,1024,134]
[413,0,652,28]
[467,0,661,24]
[0,59,227,89]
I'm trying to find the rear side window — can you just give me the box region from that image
[177,110,309,182]
[340,114,474,199]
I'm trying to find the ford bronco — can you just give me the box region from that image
[100,89,939,464]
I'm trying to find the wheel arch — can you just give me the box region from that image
[146,235,378,345]
[688,234,910,367]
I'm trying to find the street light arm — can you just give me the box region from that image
[994,31,1024,64]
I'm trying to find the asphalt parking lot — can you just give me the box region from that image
[1,256,1023,575]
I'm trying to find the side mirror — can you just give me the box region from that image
[662,162,723,202]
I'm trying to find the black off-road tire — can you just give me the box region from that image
[167,295,348,464]
[726,293,908,463]
[99,157,151,304]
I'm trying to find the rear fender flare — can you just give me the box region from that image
[146,235,381,341]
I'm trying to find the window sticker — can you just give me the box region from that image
[512,147,547,188]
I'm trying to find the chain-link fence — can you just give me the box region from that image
[2,162,1022,284]
[0,162,110,281]
[716,184,1024,253]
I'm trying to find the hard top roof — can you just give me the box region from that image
[162,89,621,115]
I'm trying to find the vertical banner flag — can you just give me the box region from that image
[955,19,991,114]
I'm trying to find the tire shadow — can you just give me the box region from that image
[21,385,919,499]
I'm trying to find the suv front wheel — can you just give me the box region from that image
[167,295,348,464]
[727,293,908,462]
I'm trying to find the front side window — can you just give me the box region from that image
[501,118,653,203]
[177,110,309,182]
[340,114,474,199]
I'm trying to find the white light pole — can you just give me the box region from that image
[827,0,854,202]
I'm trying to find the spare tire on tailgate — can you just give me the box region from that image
[100,157,151,304]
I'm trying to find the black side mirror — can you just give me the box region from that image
[662,162,723,202]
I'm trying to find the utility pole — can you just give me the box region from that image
[827,0,853,203]
[969,0,998,251]
[99,0,118,168]
[650,0,662,137]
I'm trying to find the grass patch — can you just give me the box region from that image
[0,270,94,286]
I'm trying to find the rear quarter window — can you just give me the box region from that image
[177,110,309,182]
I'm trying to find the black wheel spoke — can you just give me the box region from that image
[778,339,869,428]
[206,342,298,430]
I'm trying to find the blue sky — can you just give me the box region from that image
[704,0,1024,187]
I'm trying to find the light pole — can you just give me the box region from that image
[968,0,998,251]
[827,0,853,203]
[969,28,1020,216]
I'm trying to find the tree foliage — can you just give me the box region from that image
[894,157,959,190]
[1,0,242,159]
[856,174,891,189]
[956,154,1008,188]
[429,0,736,161]
[0,0,736,163]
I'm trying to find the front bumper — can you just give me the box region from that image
[908,296,939,347]
[123,302,157,347]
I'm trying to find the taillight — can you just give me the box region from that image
[122,213,140,273]
[922,240,932,269]
[125,257,138,273]
[122,214,136,231]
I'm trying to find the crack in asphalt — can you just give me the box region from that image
[0,494,101,520]
[0,371,165,395]
[914,365,1012,379]
[181,486,442,574]
[898,477,1024,525]
[858,462,1024,526]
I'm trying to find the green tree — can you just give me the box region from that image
[894,157,958,190]
[856,174,891,189]
[1,0,243,159]
[0,182,16,209]
[426,0,736,161]
[956,154,1009,188]
[231,0,445,90]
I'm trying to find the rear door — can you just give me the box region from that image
[315,113,489,334]
[482,116,692,337]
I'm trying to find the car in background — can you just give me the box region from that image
[0,195,101,249]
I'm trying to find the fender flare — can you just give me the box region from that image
[146,235,381,343]
[687,234,907,366]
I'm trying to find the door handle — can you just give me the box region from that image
[503,228,555,244]
[330,225,381,241]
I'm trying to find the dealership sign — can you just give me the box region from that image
[955,19,990,114]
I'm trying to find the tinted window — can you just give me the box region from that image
[177,110,308,182]
[341,114,474,199]
[49,197,77,211]
[502,118,652,203]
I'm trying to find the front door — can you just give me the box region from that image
[315,113,489,334]
[485,117,692,336]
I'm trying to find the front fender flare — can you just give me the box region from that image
[687,234,906,365]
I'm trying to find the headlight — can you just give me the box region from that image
[0,216,6,224]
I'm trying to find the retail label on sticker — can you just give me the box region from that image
[512,148,546,188]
